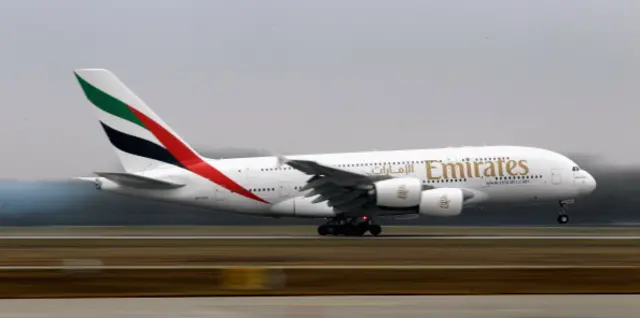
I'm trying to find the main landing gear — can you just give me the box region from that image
[317,216,381,237]
[557,199,574,224]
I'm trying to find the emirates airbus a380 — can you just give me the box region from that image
[73,69,597,236]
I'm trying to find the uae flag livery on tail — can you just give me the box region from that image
[73,69,268,204]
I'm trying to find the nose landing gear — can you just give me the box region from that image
[557,214,569,224]
[557,199,574,224]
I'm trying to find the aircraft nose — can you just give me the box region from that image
[582,171,597,194]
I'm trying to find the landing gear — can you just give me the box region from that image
[557,214,569,224]
[317,216,381,237]
[369,224,382,236]
[317,224,330,236]
[557,199,574,224]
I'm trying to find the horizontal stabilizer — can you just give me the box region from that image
[93,172,185,189]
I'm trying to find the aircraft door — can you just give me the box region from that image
[551,169,561,185]
[245,167,258,181]
[278,179,291,198]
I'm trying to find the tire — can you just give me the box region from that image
[369,224,382,236]
[317,225,329,236]
[557,214,569,224]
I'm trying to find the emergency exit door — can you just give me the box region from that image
[551,169,561,185]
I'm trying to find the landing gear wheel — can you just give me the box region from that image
[318,216,381,237]
[557,199,573,225]
[557,214,569,224]
[317,225,329,236]
[342,224,367,236]
[369,224,382,236]
[358,223,370,236]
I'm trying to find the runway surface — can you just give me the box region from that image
[1,234,640,239]
[1,295,639,318]
[1,264,637,270]
[1,231,638,267]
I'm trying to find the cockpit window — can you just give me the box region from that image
[572,166,581,171]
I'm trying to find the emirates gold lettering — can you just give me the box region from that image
[518,160,529,175]
[442,162,465,179]
[465,161,474,178]
[425,158,530,180]
[505,160,518,176]
[472,161,482,177]
[483,161,496,177]
[496,159,505,176]
[426,160,441,180]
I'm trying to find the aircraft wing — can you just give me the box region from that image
[281,156,430,215]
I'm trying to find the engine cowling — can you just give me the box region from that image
[418,188,464,217]
[373,178,422,208]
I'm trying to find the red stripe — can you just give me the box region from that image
[128,106,269,204]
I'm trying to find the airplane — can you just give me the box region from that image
[72,68,597,236]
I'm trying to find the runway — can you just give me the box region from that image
[1,264,637,270]
[1,295,639,318]
[0,230,638,267]
[0,226,639,297]
[2,225,629,240]
[1,234,640,239]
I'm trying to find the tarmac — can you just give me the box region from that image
[1,227,638,299]
[0,225,639,240]
[1,226,638,268]
[1,295,639,318]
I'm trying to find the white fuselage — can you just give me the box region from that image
[97,145,597,219]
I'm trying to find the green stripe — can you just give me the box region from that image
[74,73,145,128]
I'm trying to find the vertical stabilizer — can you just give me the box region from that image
[74,68,203,172]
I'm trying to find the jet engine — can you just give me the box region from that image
[373,178,423,208]
[373,178,466,216]
[418,187,464,217]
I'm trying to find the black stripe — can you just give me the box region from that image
[99,122,185,169]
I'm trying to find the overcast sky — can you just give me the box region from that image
[0,0,638,179]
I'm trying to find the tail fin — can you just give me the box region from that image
[74,69,205,173]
